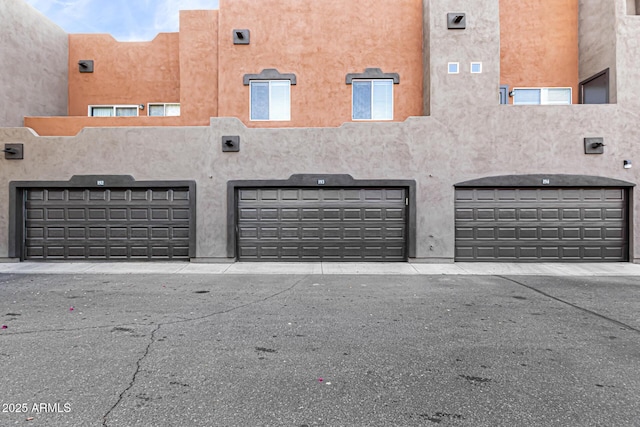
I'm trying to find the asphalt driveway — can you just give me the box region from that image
[1,273,639,426]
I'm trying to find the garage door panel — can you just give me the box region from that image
[477,209,495,220]
[24,187,192,261]
[455,209,474,221]
[498,209,516,220]
[455,187,628,262]
[605,209,624,220]
[237,187,407,261]
[497,228,516,239]
[477,228,496,239]
[455,228,473,240]
[518,228,538,239]
[561,209,581,220]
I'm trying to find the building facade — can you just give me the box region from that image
[0,0,639,263]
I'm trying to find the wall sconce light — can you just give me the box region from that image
[233,29,250,45]
[3,143,24,160]
[624,160,632,169]
[222,135,240,152]
[78,60,94,73]
[447,13,466,29]
[584,137,605,154]
[509,90,515,97]
[139,104,145,110]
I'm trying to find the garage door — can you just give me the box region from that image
[455,187,628,262]
[236,187,407,261]
[24,187,193,260]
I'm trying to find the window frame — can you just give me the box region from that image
[88,105,140,117]
[148,103,181,117]
[448,62,460,74]
[512,87,573,105]
[351,78,394,121]
[249,80,291,122]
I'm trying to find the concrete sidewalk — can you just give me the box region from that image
[0,261,639,276]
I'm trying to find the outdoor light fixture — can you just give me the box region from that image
[78,60,94,73]
[584,137,605,154]
[447,13,466,29]
[222,135,240,152]
[3,143,23,160]
[139,104,145,110]
[233,29,250,45]
[624,160,633,169]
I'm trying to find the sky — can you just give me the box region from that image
[23,0,219,41]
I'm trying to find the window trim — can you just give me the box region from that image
[249,80,291,122]
[88,105,140,117]
[147,103,181,117]
[351,78,394,121]
[470,62,482,74]
[512,87,573,105]
[448,62,460,74]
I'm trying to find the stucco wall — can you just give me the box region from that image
[579,0,617,103]
[428,0,500,113]
[616,12,640,108]
[501,0,579,104]
[0,0,68,127]
[216,0,424,128]
[1,105,638,262]
[68,33,180,116]
[179,10,219,125]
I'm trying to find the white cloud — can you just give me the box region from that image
[23,0,219,41]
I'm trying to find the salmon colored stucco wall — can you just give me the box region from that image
[500,0,579,104]
[179,10,219,125]
[68,33,181,116]
[216,0,424,128]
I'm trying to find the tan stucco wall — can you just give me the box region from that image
[0,1,68,127]
[501,0,579,104]
[2,105,639,263]
[210,0,424,127]
[67,33,181,117]
[579,0,617,103]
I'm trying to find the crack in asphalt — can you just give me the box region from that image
[0,276,308,336]
[100,275,308,426]
[102,324,160,427]
[497,275,640,334]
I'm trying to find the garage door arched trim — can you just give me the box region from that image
[454,174,634,262]
[227,174,416,261]
[455,174,635,189]
[9,175,196,261]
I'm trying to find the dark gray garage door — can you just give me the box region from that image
[237,187,407,261]
[24,187,193,260]
[455,187,628,261]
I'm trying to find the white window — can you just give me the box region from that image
[148,103,180,117]
[89,105,139,117]
[250,80,291,121]
[512,88,572,105]
[470,62,482,74]
[352,79,393,120]
[448,62,459,74]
